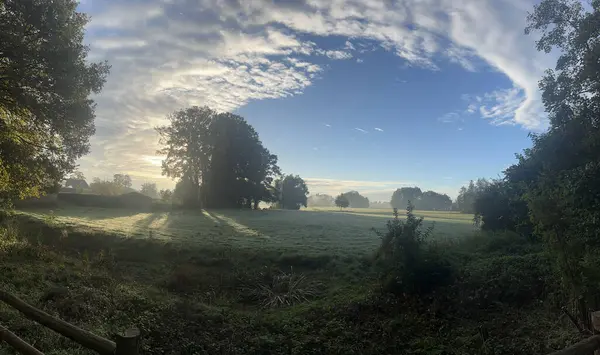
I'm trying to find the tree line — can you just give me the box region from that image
[462,0,600,307]
[307,188,452,211]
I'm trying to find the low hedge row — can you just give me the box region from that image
[57,192,154,209]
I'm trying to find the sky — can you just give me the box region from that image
[75,0,557,201]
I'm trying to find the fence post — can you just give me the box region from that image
[114,328,140,355]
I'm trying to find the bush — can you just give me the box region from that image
[373,203,454,296]
[460,253,557,308]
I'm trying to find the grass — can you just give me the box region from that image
[0,206,581,354]
[16,206,477,257]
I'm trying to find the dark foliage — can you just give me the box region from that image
[340,191,370,208]
[274,174,309,210]
[0,0,110,205]
[57,192,153,209]
[473,179,533,235]
[374,204,454,296]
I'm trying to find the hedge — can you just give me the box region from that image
[57,192,154,209]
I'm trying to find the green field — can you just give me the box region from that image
[18,207,477,256]
[1,206,575,354]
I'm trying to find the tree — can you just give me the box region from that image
[335,194,350,209]
[157,106,280,208]
[390,187,422,210]
[113,174,132,189]
[0,0,110,205]
[159,189,173,203]
[140,182,158,199]
[340,191,370,208]
[89,178,121,196]
[275,175,309,210]
[473,179,532,234]
[514,0,600,298]
[68,171,86,181]
[417,191,452,211]
[456,179,490,213]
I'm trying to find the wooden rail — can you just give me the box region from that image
[547,335,600,355]
[0,290,140,354]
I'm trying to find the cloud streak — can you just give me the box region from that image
[78,0,555,186]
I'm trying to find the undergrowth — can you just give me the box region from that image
[0,211,581,354]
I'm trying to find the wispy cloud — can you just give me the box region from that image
[374,127,384,132]
[438,112,462,124]
[316,49,353,60]
[77,0,555,185]
[354,128,368,133]
[324,123,331,127]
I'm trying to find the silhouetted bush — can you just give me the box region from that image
[374,203,454,296]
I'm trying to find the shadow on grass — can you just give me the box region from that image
[2,213,345,273]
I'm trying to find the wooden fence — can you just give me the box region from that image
[0,290,140,355]
[548,307,600,355]
[547,335,600,355]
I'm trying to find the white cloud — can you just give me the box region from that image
[477,87,528,126]
[316,49,353,60]
[374,127,384,132]
[354,127,368,133]
[78,0,555,185]
[324,123,332,127]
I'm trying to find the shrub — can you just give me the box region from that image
[460,253,557,308]
[238,267,322,308]
[373,203,454,296]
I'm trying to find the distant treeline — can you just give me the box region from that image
[308,188,453,211]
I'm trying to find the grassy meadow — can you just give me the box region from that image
[0,206,578,354]
[16,207,477,256]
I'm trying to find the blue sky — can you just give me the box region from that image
[76,0,556,201]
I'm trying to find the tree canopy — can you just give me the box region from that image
[390,187,422,210]
[335,194,350,209]
[0,0,110,205]
[456,179,490,214]
[340,191,370,208]
[417,191,452,211]
[275,175,309,210]
[156,106,281,208]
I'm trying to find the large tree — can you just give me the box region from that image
[275,174,309,210]
[417,191,452,211]
[390,187,422,210]
[340,191,370,208]
[113,174,132,189]
[334,194,350,209]
[157,106,280,208]
[0,0,110,204]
